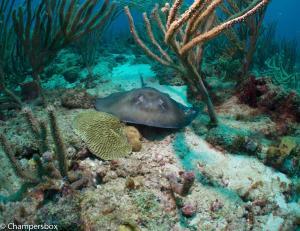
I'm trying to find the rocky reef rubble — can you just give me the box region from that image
[195,76,300,177]
[0,73,299,230]
[0,105,295,230]
[238,76,300,122]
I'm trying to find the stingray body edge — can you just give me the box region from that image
[95,87,199,129]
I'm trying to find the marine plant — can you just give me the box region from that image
[0,106,84,203]
[12,0,116,106]
[0,0,23,108]
[254,21,279,70]
[124,0,270,125]
[74,30,102,82]
[280,38,298,74]
[0,67,23,108]
[117,0,170,11]
[0,133,40,202]
[250,22,299,90]
[74,5,120,83]
[217,0,269,80]
[264,54,300,90]
[22,107,49,154]
[0,0,14,67]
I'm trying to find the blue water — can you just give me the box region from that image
[14,0,299,42]
[265,0,300,41]
[109,0,299,43]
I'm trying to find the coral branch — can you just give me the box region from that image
[151,4,166,34]
[165,0,204,43]
[125,0,269,125]
[22,107,49,153]
[0,134,37,182]
[47,106,69,180]
[12,0,115,106]
[167,171,195,196]
[0,107,90,203]
[0,71,22,108]
[189,0,221,36]
[143,12,172,62]
[166,0,183,29]
[125,7,171,66]
[180,0,270,55]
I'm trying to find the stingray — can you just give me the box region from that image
[95,87,199,128]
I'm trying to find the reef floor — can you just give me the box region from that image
[0,52,299,231]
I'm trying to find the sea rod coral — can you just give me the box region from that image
[0,106,88,203]
[0,0,23,108]
[125,0,270,124]
[12,0,116,106]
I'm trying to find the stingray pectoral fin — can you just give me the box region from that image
[183,107,199,126]
[95,92,125,111]
[95,98,109,111]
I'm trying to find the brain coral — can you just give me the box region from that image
[73,111,132,160]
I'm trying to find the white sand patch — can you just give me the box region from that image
[85,61,112,79]
[89,61,192,106]
[146,83,191,106]
[178,130,296,211]
[265,214,284,231]
[111,63,156,89]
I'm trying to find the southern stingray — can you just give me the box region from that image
[95,87,199,129]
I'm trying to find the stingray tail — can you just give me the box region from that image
[139,73,146,87]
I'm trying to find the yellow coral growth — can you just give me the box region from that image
[279,136,297,156]
[125,126,142,152]
[73,111,132,160]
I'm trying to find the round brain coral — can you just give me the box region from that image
[73,111,132,160]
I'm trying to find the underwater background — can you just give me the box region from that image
[0,0,299,230]
[265,0,300,40]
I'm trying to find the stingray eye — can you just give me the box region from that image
[138,95,144,102]
[158,99,164,105]
[158,99,167,110]
[134,95,144,105]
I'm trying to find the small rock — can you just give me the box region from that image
[181,203,196,217]
[61,89,94,109]
[210,199,223,212]
[125,177,135,190]
[103,171,118,183]
[66,146,77,159]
